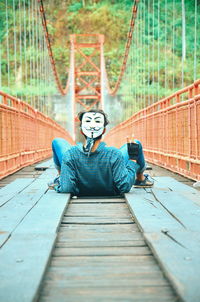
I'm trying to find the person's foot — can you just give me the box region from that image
[48,176,60,190]
[134,174,154,188]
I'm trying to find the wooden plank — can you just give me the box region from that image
[62,216,134,224]
[35,159,54,170]
[152,189,200,232]
[49,259,159,272]
[55,239,146,248]
[125,189,183,233]
[39,286,177,302]
[144,231,200,302]
[0,165,63,246]
[53,246,151,257]
[59,223,138,232]
[0,234,56,302]
[67,203,130,212]
[58,230,141,241]
[58,232,140,241]
[41,275,168,288]
[71,198,125,203]
[0,178,48,247]
[153,176,197,193]
[153,177,200,205]
[37,167,58,179]
[50,255,160,266]
[66,203,131,217]
[14,191,70,234]
[0,180,70,301]
[126,178,200,302]
[38,195,179,302]
[46,268,167,284]
[0,178,35,207]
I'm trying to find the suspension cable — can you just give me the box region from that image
[13,0,17,81]
[0,42,2,94]
[6,0,10,87]
[143,1,146,106]
[172,0,175,91]
[136,9,139,108]
[23,0,27,101]
[19,0,23,99]
[157,0,160,99]
[181,0,186,88]
[36,0,39,109]
[194,0,197,81]
[138,4,141,110]
[164,0,167,94]
[152,0,155,103]
[32,0,36,108]
[140,2,143,108]
[147,0,150,106]
[132,27,136,113]
[39,21,42,111]
[108,0,140,96]
[28,0,33,106]
[37,0,67,95]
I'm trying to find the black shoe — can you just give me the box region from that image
[134,174,154,188]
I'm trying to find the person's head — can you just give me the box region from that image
[78,109,109,140]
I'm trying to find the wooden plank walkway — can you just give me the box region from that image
[0,158,199,302]
[125,177,200,302]
[38,196,180,302]
[0,165,71,302]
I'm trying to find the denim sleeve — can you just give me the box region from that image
[56,151,79,196]
[111,151,136,193]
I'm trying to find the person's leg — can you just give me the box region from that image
[52,138,72,173]
[119,140,146,173]
[119,140,153,187]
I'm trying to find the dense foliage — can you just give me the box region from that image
[0,0,199,113]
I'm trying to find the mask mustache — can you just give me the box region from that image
[85,127,101,131]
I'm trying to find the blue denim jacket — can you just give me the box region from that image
[55,142,136,196]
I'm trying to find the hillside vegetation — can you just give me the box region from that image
[0,0,199,102]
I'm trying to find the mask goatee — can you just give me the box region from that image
[84,133,94,157]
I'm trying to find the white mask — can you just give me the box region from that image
[81,112,105,139]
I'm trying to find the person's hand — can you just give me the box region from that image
[127,136,139,160]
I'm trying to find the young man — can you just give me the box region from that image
[49,109,153,196]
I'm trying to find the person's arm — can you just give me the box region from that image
[54,151,79,196]
[111,151,136,193]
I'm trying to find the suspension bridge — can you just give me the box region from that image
[0,0,200,301]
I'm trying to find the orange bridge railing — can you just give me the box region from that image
[0,91,74,180]
[104,80,200,181]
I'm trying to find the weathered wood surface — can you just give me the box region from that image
[35,158,54,170]
[0,233,56,302]
[0,165,44,188]
[153,176,200,205]
[125,176,200,302]
[0,175,54,247]
[0,169,70,302]
[144,232,200,302]
[1,164,197,302]
[38,196,179,302]
[0,178,35,207]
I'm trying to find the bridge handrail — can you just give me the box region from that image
[0,91,74,180]
[115,79,200,129]
[0,90,68,134]
[104,80,200,181]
